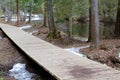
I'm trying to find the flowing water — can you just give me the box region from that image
[9,63,34,80]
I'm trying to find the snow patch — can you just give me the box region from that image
[0,36,3,40]
[25,17,43,22]
[29,30,38,35]
[9,63,34,80]
[78,45,90,50]
[32,17,43,21]
[2,13,44,22]
[19,25,32,30]
[73,37,88,42]
[118,53,120,58]
[11,18,17,22]
[64,45,89,57]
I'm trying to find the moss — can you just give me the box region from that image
[46,31,61,39]
[99,44,108,51]
[0,71,5,76]
[0,76,3,80]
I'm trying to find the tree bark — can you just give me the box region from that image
[115,0,120,36]
[88,0,92,42]
[90,0,100,48]
[46,0,56,31]
[42,1,47,27]
[7,10,12,22]
[23,2,27,22]
[46,0,60,39]
[68,17,72,37]
[46,0,61,39]
[28,0,34,23]
[68,1,73,37]
[16,0,19,26]
[4,7,7,22]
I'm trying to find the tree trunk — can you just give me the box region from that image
[23,2,27,23]
[42,1,47,27]
[46,0,60,39]
[68,17,72,37]
[68,1,73,37]
[2,1,8,22]
[7,10,12,22]
[4,7,7,22]
[28,0,34,23]
[88,0,92,42]
[90,0,100,48]
[23,3,26,22]
[6,2,12,23]
[115,0,120,36]
[16,0,19,26]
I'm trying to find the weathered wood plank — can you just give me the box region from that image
[0,23,120,80]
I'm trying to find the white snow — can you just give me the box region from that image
[11,18,17,22]
[64,45,89,57]
[4,13,43,22]
[19,25,32,30]
[118,53,120,58]
[32,17,43,21]
[25,14,43,22]
[9,63,34,80]
[74,37,88,42]
[0,36,2,40]
[29,30,38,35]
[25,16,43,22]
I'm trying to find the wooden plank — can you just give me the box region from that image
[1,23,120,80]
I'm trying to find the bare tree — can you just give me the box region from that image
[41,1,47,27]
[88,0,92,42]
[90,0,100,48]
[46,0,60,39]
[115,0,120,36]
[16,0,19,26]
[28,0,34,23]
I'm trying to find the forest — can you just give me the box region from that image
[0,0,120,79]
[0,0,119,46]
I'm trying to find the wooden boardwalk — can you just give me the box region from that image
[1,23,120,80]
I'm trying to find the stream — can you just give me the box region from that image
[9,63,34,80]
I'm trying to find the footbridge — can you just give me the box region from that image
[0,23,120,80]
